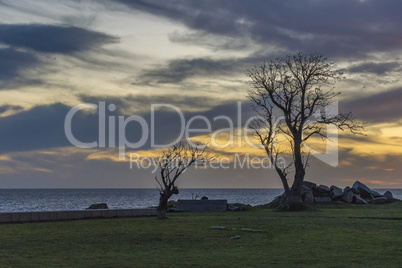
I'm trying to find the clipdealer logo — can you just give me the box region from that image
[64,101,339,167]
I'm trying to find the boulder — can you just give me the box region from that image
[227,203,252,211]
[350,187,361,195]
[371,191,383,198]
[352,181,372,197]
[302,192,314,204]
[342,191,354,203]
[353,195,368,204]
[343,186,351,193]
[383,191,393,199]
[227,203,240,211]
[314,196,332,203]
[313,191,331,198]
[201,196,209,200]
[272,194,285,202]
[317,185,330,193]
[87,203,108,209]
[267,194,285,208]
[301,185,313,195]
[370,197,387,204]
[302,181,317,190]
[330,185,343,199]
[167,200,177,209]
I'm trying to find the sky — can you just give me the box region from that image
[0,0,401,189]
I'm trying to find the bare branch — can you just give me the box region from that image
[247,52,365,204]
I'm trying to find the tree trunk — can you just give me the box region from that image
[156,186,179,219]
[157,194,169,219]
[293,137,305,188]
[266,148,290,194]
[281,137,305,210]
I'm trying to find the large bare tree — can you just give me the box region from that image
[247,52,363,209]
[155,142,213,219]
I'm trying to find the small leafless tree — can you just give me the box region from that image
[155,142,213,219]
[247,52,364,209]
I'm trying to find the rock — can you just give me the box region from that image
[201,196,208,200]
[314,196,332,203]
[87,203,108,209]
[353,195,368,204]
[302,192,314,203]
[330,185,343,199]
[211,226,226,229]
[167,200,177,208]
[317,185,330,193]
[313,191,331,198]
[302,181,317,190]
[301,185,313,195]
[371,191,383,198]
[370,197,387,204]
[227,203,252,211]
[352,181,372,197]
[167,201,179,212]
[273,194,285,202]
[350,187,361,195]
[230,235,241,239]
[342,191,354,203]
[383,191,393,199]
[227,204,239,211]
[241,228,262,232]
[343,186,351,193]
[266,194,285,208]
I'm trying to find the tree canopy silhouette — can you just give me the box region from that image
[247,52,364,210]
[155,142,214,219]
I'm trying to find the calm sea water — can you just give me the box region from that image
[0,188,401,212]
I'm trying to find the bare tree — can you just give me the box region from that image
[247,52,364,209]
[155,142,213,219]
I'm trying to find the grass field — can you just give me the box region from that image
[1,202,401,267]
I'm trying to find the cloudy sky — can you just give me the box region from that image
[0,0,401,189]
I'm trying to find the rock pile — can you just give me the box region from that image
[227,203,252,211]
[300,180,395,204]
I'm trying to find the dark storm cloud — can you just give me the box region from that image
[0,103,98,154]
[340,87,402,123]
[0,24,118,54]
[79,93,254,132]
[136,57,243,84]
[0,23,119,89]
[0,48,41,87]
[115,0,402,58]
[347,62,400,75]
[134,53,269,85]
[0,98,254,154]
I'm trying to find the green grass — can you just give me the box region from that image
[1,202,401,267]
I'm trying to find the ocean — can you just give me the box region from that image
[0,188,401,212]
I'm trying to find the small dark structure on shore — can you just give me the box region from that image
[86,203,109,209]
[175,199,227,212]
